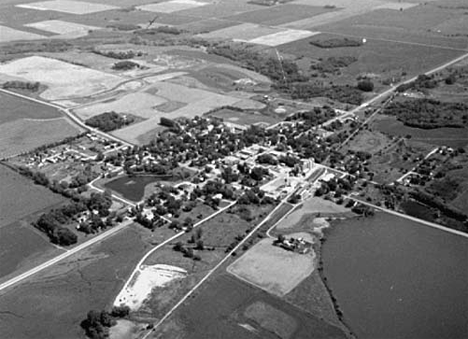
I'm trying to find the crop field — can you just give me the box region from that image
[0,56,123,101]
[278,32,465,80]
[0,91,62,124]
[137,0,209,14]
[0,220,62,283]
[373,115,468,148]
[0,164,65,228]
[224,4,335,26]
[75,92,167,120]
[0,25,45,43]
[0,224,151,339]
[16,0,118,15]
[25,20,101,38]
[155,273,347,339]
[206,108,279,126]
[0,118,82,158]
[228,234,315,297]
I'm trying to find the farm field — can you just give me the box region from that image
[227,233,315,297]
[0,56,123,101]
[0,117,82,159]
[153,273,347,339]
[0,91,62,124]
[278,32,465,81]
[0,164,65,228]
[373,115,468,148]
[206,107,280,127]
[0,224,152,339]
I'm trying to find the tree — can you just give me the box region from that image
[357,80,374,92]
[195,240,204,250]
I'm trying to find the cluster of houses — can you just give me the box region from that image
[275,235,312,254]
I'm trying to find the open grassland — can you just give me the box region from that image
[227,234,315,297]
[0,91,62,124]
[0,118,82,158]
[0,220,62,282]
[0,224,152,339]
[0,56,123,101]
[278,32,465,80]
[0,164,65,228]
[152,273,347,339]
[373,115,468,148]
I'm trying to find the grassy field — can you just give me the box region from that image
[152,273,348,339]
[206,107,280,127]
[0,224,152,339]
[0,118,82,158]
[0,164,65,227]
[0,91,62,124]
[373,115,468,148]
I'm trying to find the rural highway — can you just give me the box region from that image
[0,219,134,294]
[0,88,133,148]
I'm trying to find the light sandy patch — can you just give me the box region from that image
[114,264,186,311]
[137,0,208,13]
[247,29,320,46]
[0,56,123,100]
[198,23,283,41]
[276,196,349,230]
[109,320,139,339]
[74,92,167,120]
[17,0,118,14]
[0,25,45,43]
[227,235,315,297]
[145,72,187,83]
[373,2,418,10]
[25,20,100,38]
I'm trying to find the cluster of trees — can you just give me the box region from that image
[315,175,356,198]
[396,74,438,93]
[383,98,468,129]
[291,83,363,105]
[286,106,337,126]
[93,49,142,59]
[112,61,141,70]
[2,81,40,91]
[357,79,374,92]
[309,37,363,48]
[34,192,113,244]
[81,307,129,339]
[85,111,135,132]
[311,56,357,75]
[351,203,375,216]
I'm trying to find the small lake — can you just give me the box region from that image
[322,212,468,339]
[104,175,172,202]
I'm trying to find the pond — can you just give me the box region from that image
[104,175,172,202]
[321,212,468,339]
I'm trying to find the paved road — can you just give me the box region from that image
[0,219,134,294]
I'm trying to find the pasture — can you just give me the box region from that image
[0,164,65,229]
[0,118,82,158]
[0,91,62,124]
[373,115,468,148]
[0,224,151,339]
[227,233,315,297]
[0,56,123,101]
[160,273,347,339]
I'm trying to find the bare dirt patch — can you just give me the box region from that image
[17,0,118,15]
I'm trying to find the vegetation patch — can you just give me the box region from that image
[244,301,297,339]
[382,98,468,129]
[309,37,363,48]
[85,111,135,132]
